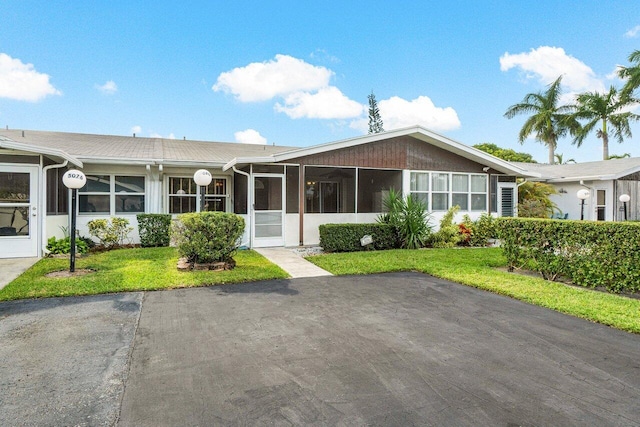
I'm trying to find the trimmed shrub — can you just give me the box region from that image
[171,212,245,264]
[137,214,171,247]
[87,217,133,249]
[459,213,497,247]
[319,223,398,252]
[497,217,640,292]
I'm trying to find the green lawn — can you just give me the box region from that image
[307,247,640,334]
[0,247,288,301]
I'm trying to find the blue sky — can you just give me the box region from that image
[1,1,639,162]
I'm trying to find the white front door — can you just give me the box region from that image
[252,174,285,247]
[0,165,39,258]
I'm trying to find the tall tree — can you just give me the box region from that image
[618,50,640,98]
[504,76,578,164]
[473,142,537,163]
[368,91,384,134]
[571,86,639,160]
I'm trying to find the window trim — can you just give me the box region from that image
[409,171,488,212]
[167,175,230,214]
[79,174,146,215]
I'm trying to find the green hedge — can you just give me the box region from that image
[137,214,172,247]
[497,218,640,293]
[171,212,245,264]
[319,223,398,252]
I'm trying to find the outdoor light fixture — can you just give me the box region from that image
[577,189,590,221]
[193,169,212,211]
[619,193,630,221]
[62,169,86,273]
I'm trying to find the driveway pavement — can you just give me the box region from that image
[1,273,639,426]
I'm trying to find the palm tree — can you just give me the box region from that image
[554,153,576,164]
[504,76,578,164]
[572,86,639,160]
[618,50,640,98]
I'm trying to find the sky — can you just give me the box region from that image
[1,1,639,163]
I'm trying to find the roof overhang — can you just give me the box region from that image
[224,126,540,177]
[0,136,83,167]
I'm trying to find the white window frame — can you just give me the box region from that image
[167,175,230,214]
[79,174,146,215]
[409,171,488,212]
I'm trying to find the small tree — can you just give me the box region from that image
[517,181,558,218]
[368,91,384,134]
[473,143,537,163]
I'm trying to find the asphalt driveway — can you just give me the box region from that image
[2,273,639,426]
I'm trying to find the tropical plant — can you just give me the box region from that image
[607,153,631,160]
[378,188,432,249]
[517,181,558,218]
[367,91,384,134]
[618,49,640,98]
[571,86,640,160]
[504,76,579,164]
[473,143,537,163]
[87,217,133,249]
[553,153,575,164]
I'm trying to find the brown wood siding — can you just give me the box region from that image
[283,136,486,172]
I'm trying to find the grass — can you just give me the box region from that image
[307,247,640,334]
[0,247,288,301]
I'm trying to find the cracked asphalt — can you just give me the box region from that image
[1,272,639,426]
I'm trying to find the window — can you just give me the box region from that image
[409,171,488,212]
[168,176,228,214]
[410,172,429,209]
[432,173,449,211]
[46,168,68,215]
[358,169,402,213]
[304,167,355,213]
[79,175,145,214]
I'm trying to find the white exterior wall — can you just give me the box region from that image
[548,180,615,221]
[285,214,299,247]
[45,215,69,240]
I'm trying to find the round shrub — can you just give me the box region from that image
[171,212,245,264]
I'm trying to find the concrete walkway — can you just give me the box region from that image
[0,257,39,290]
[253,247,332,278]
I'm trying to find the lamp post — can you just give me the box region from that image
[193,169,212,212]
[619,193,630,221]
[62,169,86,273]
[577,189,590,221]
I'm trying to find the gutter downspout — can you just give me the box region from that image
[41,160,69,257]
[232,166,251,248]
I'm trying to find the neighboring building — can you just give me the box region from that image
[0,126,537,258]
[513,158,640,221]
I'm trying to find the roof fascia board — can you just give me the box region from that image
[0,137,83,167]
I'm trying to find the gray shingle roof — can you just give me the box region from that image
[0,129,295,166]
[511,157,640,181]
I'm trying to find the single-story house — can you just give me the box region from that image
[0,126,538,259]
[513,158,640,222]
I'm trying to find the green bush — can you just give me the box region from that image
[459,213,497,247]
[46,236,89,255]
[171,212,245,264]
[377,189,432,249]
[319,223,398,252]
[497,218,640,292]
[430,205,462,248]
[87,217,133,249]
[137,214,172,247]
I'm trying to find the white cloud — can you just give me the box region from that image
[234,129,267,145]
[96,80,117,95]
[0,53,61,102]
[350,95,460,133]
[500,46,605,93]
[213,54,333,102]
[131,125,142,135]
[149,132,176,139]
[275,86,364,119]
[625,25,640,38]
